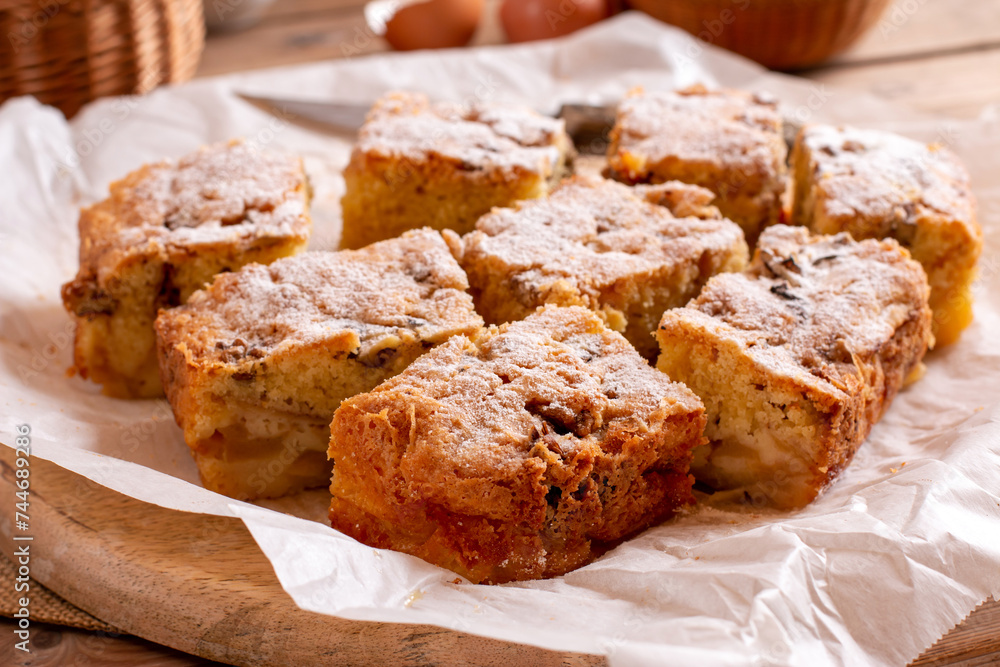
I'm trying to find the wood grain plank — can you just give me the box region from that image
[0,448,602,667]
[803,46,1000,118]
[256,0,368,22]
[831,0,1000,65]
[198,0,504,77]
[911,598,1000,667]
[1,448,997,665]
[198,0,1000,79]
[199,22,1000,121]
[16,7,1000,664]
[198,12,387,77]
[1,618,222,667]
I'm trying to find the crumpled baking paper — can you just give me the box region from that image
[1,12,998,666]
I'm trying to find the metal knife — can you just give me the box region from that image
[237,92,618,155]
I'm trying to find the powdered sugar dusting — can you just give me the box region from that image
[800,125,975,224]
[677,225,932,388]
[611,86,786,176]
[168,229,481,361]
[366,306,702,472]
[81,139,311,278]
[354,91,568,175]
[463,176,746,296]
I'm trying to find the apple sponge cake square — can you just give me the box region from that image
[656,225,932,509]
[453,176,748,360]
[791,124,982,346]
[340,91,573,249]
[328,306,706,584]
[155,229,483,501]
[61,139,312,399]
[607,85,788,245]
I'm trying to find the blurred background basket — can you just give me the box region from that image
[0,0,205,118]
[630,0,894,70]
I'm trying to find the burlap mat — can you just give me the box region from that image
[0,551,120,633]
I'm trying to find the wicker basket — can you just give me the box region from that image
[1,0,205,117]
[629,0,893,70]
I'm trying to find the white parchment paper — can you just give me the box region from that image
[1,13,999,666]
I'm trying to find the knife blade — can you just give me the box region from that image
[238,93,371,133]
[237,92,618,155]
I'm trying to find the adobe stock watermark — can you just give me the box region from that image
[596,577,680,657]
[6,0,71,54]
[12,425,33,653]
[740,456,810,510]
[784,84,834,126]
[61,395,174,499]
[671,0,752,76]
[342,0,400,57]
[210,0,249,24]
[68,398,175,504]
[930,189,993,335]
[538,0,598,34]
[186,515,235,559]
[118,401,175,456]
[59,398,174,499]
[877,0,930,39]
[755,639,793,666]
[16,319,75,386]
[56,70,293,183]
[380,73,501,192]
[929,120,961,150]
[243,101,296,152]
[974,199,1000,285]
[55,69,161,178]
[241,434,324,501]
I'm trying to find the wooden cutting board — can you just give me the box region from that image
[1,448,997,666]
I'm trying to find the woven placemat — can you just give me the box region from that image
[0,551,120,633]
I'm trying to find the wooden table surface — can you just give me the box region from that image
[196,0,1000,119]
[7,1,999,665]
[2,450,998,667]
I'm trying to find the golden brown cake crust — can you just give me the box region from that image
[356,91,569,173]
[158,228,478,367]
[607,85,787,242]
[156,229,483,500]
[340,92,573,249]
[632,180,722,219]
[464,177,743,289]
[456,176,748,358]
[707,226,930,388]
[156,228,483,422]
[69,139,311,286]
[61,139,312,398]
[657,225,933,508]
[792,125,977,236]
[791,124,982,346]
[329,306,705,584]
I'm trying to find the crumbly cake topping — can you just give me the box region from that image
[800,124,977,226]
[165,229,480,362]
[355,91,568,174]
[462,176,745,293]
[80,139,310,275]
[365,306,702,474]
[612,86,785,173]
[675,225,930,391]
[632,181,721,219]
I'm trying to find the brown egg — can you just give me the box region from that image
[500,0,610,43]
[383,0,485,51]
